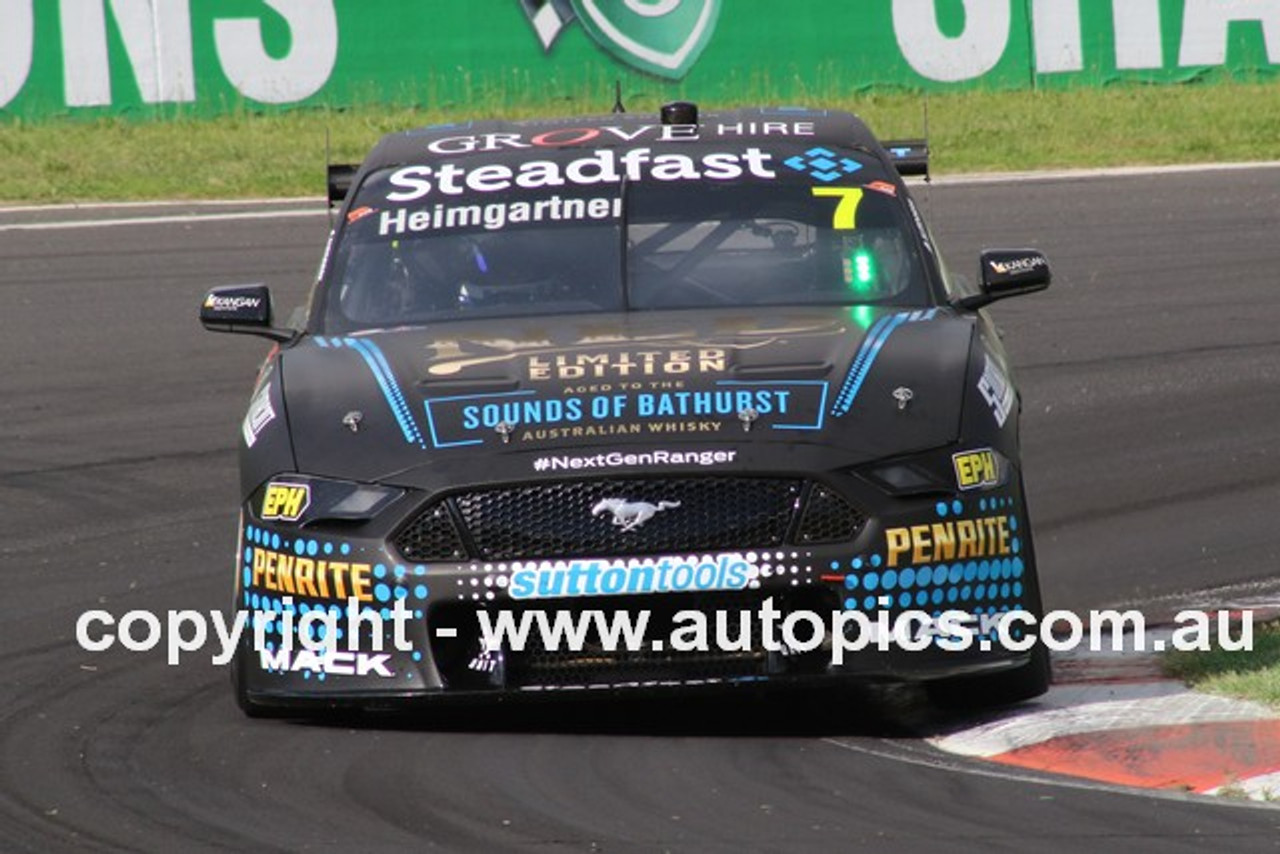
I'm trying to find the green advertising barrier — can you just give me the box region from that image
[1,1,1277,120]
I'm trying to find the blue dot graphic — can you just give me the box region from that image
[900,568,916,588]
[882,570,898,590]
[1013,558,1025,578]
[341,543,351,555]
[1012,538,1021,554]
[1010,516,1019,531]
[271,533,280,550]
[845,575,859,590]
[852,557,863,570]
[1013,582,1024,596]
[374,564,387,579]
[916,566,931,586]
[932,589,944,605]
[412,652,422,662]
[324,542,334,555]
[870,554,882,568]
[845,598,858,610]
[864,572,879,591]
[898,592,911,608]
[936,502,949,518]
[863,596,877,610]
[395,565,406,580]
[394,587,408,600]
[961,586,972,601]
[916,591,928,606]
[414,584,428,600]
[415,566,426,577]
[306,540,318,557]
[980,499,988,511]
[242,567,251,587]
[293,539,305,556]
[374,584,391,602]
[952,500,963,515]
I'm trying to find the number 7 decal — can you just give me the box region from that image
[812,187,864,230]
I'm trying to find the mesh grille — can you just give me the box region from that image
[394,477,867,562]
[457,477,801,560]
[795,484,868,544]
[393,504,468,561]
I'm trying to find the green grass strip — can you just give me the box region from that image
[1165,620,1280,710]
[2,83,1279,203]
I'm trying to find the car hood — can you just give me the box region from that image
[281,307,974,484]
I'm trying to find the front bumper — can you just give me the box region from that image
[234,465,1042,705]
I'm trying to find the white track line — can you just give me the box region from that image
[0,208,325,232]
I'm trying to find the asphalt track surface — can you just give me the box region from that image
[2,168,1279,852]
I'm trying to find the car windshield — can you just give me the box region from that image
[322,142,931,331]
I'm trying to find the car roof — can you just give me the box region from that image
[360,106,886,170]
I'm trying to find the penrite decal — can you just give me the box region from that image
[519,0,722,80]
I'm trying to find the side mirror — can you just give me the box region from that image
[955,250,1051,310]
[199,285,295,342]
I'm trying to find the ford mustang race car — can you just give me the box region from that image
[201,103,1052,716]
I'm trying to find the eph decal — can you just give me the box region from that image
[885,516,1013,569]
[384,147,775,203]
[952,449,1001,491]
[508,553,756,600]
[260,483,310,522]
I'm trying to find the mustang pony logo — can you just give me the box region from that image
[519,0,721,79]
[591,497,681,531]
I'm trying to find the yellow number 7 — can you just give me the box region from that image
[811,187,864,230]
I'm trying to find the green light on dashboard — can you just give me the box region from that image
[852,248,875,291]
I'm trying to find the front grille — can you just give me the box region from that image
[429,588,837,690]
[394,476,866,562]
[796,484,868,544]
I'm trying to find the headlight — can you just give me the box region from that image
[250,475,403,526]
[857,446,1010,497]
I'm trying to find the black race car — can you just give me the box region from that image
[201,103,1052,716]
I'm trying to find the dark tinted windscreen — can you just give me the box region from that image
[322,143,929,331]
